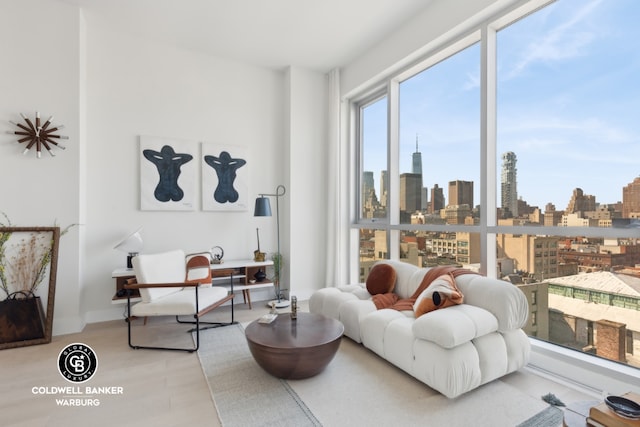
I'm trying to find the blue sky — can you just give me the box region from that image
[363,0,640,210]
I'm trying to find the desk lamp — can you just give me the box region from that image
[114,227,143,269]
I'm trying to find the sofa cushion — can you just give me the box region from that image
[412,304,498,348]
[413,273,463,317]
[366,263,397,295]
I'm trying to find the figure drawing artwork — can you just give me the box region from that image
[140,136,196,211]
[202,143,248,211]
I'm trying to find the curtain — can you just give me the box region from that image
[325,68,347,286]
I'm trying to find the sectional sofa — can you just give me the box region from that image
[309,260,531,398]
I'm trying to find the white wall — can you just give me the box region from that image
[286,67,328,301]
[82,10,289,324]
[1,0,328,334]
[0,0,83,333]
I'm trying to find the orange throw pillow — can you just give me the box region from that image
[366,264,397,295]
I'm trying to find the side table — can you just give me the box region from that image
[245,312,344,379]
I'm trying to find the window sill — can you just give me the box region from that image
[528,338,640,396]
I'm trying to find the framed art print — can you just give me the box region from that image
[140,135,197,211]
[201,143,248,211]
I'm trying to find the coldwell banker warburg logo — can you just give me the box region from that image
[31,342,125,407]
[58,343,98,383]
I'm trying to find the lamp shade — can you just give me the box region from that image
[254,196,272,217]
[114,227,143,254]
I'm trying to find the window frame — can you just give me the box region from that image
[348,0,639,394]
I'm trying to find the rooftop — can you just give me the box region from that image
[544,271,640,298]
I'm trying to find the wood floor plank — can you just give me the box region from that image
[0,302,272,427]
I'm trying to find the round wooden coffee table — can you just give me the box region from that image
[245,312,344,379]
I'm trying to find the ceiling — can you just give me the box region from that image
[62,0,433,72]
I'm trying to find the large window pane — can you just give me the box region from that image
[495,0,640,371]
[498,232,640,369]
[399,44,480,225]
[353,0,640,382]
[359,229,387,281]
[400,230,480,269]
[360,96,388,221]
[496,0,640,228]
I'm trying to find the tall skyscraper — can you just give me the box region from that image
[448,180,474,208]
[412,134,423,180]
[362,171,374,202]
[501,151,518,218]
[430,184,445,214]
[411,135,425,209]
[380,170,388,207]
[400,173,422,213]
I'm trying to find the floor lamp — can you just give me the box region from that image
[254,184,289,308]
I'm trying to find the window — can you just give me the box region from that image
[497,0,640,230]
[398,44,480,225]
[359,95,388,222]
[352,0,640,373]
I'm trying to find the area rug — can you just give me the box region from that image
[516,406,564,427]
[197,324,562,426]
[196,324,321,427]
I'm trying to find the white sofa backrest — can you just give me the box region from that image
[132,249,187,303]
[376,260,421,299]
[455,273,530,330]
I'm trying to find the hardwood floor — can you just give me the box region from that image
[0,299,594,427]
[0,301,274,427]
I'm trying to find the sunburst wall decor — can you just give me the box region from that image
[7,112,68,158]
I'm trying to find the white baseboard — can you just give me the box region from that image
[52,315,85,336]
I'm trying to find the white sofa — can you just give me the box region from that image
[309,260,531,398]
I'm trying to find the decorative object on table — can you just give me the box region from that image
[259,301,278,324]
[254,184,289,308]
[290,296,297,320]
[210,245,224,264]
[114,227,143,269]
[7,111,68,158]
[253,268,266,282]
[589,392,640,427]
[253,228,265,262]
[604,395,640,419]
[201,143,248,211]
[0,220,63,349]
[139,135,196,211]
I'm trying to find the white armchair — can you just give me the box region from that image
[124,249,235,352]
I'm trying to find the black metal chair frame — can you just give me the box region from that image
[125,274,236,353]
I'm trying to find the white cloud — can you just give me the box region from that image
[506,0,604,78]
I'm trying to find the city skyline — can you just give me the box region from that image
[363,0,640,211]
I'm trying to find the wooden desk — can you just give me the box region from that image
[112,259,274,309]
[210,259,274,309]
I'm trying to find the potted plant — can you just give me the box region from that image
[271,252,284,300]
[0,213,73,348]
